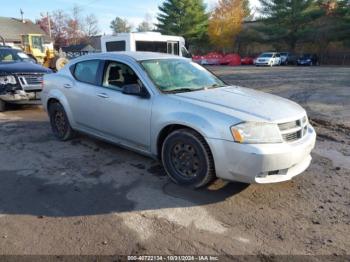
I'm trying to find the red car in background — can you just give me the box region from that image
[192,53,241,66]
[220,54,241,66]
[241,56,255,65]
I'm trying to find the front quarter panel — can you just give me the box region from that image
[150,95,240,155]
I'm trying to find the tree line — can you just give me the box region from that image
[37,0,350,54]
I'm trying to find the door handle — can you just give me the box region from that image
[63,83,72,88]
[97,93,109,98]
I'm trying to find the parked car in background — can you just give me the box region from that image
[42,52,316,188]
[297,54,319,66]
[280,52,297,65]
[0,46,52,111]
[241,56,254,65]
[255,52,281,66]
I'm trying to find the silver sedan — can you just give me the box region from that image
[41,52,316,188]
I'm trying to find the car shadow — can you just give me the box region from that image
[0,169,248,218]
[0,120,249,218]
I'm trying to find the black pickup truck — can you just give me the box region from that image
[0,46,52,112]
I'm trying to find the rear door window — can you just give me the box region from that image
[73,60,100,85]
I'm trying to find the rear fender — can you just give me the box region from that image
[46,89,77,128]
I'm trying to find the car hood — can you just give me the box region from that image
[0,61,52,74]
[173,86,306,122]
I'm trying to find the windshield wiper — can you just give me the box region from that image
[163,88,203,94]
[205,83,226,89]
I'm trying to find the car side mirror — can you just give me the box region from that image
[122,83,148,98]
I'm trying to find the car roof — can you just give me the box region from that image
[74,51,185,62]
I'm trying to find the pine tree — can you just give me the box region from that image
[334,0,350,44]
[258,0,320,51]
[156,0,209,47]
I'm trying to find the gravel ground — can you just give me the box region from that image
[0,66,349,258]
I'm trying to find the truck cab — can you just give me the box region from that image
[101,32,192,58]
[21,34,46,64]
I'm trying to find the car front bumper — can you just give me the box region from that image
[207,124,316,184]
[255,61,272,66]
[0,90,41,104]
[297,61,311,65]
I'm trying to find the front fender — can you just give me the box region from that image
[151,111,218,155]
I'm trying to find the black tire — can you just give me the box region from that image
[48,102,75,141]
[161,129,216,188]
[0,100,5,112]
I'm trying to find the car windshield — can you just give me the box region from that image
[259,53,273,58]
[280,52,288,56]
[141,59,226,93]
[0,48,32,63]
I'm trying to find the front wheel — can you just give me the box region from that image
[48,102,75,141]
[161,129,216,188]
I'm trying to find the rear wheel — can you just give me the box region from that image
[48,102,75,141]
[0,100,6,112]
[161,129,216,188]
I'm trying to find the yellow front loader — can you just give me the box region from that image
[21,34,68,71]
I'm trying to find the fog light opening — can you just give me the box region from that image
[268,170,280,176]
[257,172,267,178]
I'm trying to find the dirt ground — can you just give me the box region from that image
[0,66,349,258]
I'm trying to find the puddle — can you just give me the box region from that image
[315,141,350,170]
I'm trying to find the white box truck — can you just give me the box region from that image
[101,32,192,58]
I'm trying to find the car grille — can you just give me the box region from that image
[17,74,43,91]
[278,116,308,142]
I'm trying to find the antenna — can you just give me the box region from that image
[20,8,24,23]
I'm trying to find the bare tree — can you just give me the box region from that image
[36,5,101,48]
[66,5,85,45]
[137,13,154,32]
[84,14,99,37]
[51,9,69,48]
[110,17,133,34]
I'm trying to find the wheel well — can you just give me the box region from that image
[47,98,60,110]
[157,124,204,159]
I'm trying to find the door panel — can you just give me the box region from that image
[92,60,152,150]
[65,59,102,130]
[94,86,152,149]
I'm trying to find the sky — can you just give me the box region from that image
[0,0,260,35]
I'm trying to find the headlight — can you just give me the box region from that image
[0,75,17,85]
[231,122,283,144]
